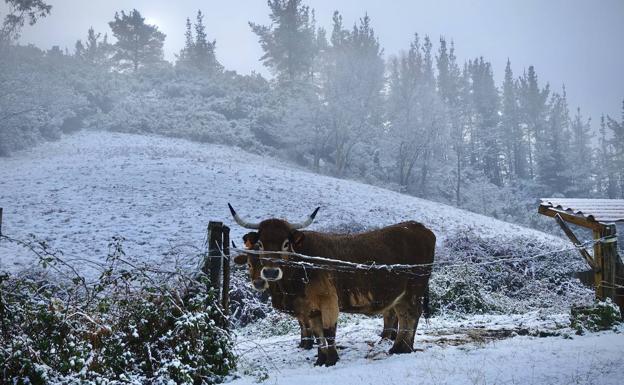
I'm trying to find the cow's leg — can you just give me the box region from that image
[308,311,327,366]
[320,293,339,366]
[380,309,398,340]
[298,317,314,350]
[389,298,422,354]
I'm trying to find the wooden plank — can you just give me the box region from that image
[538,205,603,230]
[554,214,596,268]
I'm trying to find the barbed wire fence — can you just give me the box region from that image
[1,212,622,365]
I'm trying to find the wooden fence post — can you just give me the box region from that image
[600,224,617,301]
[222,226,230,317]
[203,221,223,294]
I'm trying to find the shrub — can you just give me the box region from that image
[570,299,622,334]
[0,236,235,385]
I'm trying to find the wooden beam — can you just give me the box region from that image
[538,205,603,230]
[593,229,604,299]
[599,224,618,301]
[554,214,597,269]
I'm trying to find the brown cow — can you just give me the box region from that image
[239,231,399,349]
[229,204,435,366]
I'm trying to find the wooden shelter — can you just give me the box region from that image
[538,198,623,313]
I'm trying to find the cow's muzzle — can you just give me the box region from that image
[252,278,269,292]
[261,267,283,281]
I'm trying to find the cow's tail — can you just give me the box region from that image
[422,285,431,320]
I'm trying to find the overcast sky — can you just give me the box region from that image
[6,0,624,122]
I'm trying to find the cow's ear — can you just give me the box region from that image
[290,230,305,247]
[243,232,259,249]
[233,254,248,265]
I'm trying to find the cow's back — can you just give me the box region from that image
[301,221,435,266]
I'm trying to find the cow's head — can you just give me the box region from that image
[229,203,320,292]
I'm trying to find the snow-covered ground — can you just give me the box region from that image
[1,131,621,384]
[1,130,567,272]
[232,312,624,385]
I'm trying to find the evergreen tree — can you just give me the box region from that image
[566,107,593,196]
[518,65,549,179]
[0,0,51,47]
[501,59,528,180]
[193,10,221,72]
[606,99,624,197]
[322,12,384,176]
[437,38,464,204]
[108,9,166,71]
[176,17,194,66]
[469,57,502,186]
[598,115,619,198]
[75,27,113,66]
[536,90,570,194]
[250,0,316,83]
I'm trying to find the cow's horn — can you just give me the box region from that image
[290,207,320,230]
[228,203,260,229]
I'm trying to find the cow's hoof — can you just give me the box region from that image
[300,339,314,350]
[324,348,339,366]
[388,344,412,355]
[314,350,327,366]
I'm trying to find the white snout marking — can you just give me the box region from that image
[261,267,283,281]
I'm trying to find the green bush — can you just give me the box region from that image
[570,299,622,334]
[0,237,235,384]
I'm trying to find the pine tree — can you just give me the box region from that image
[518,65,549,179]
[437,38,464,204]
[501,59,527,180]
[75,27,113,65]
[469,57,502,186]
[193,10,220,72]
[322,12,384,176]
[108,9,166,71]
[536,89,570,194]
[606,99,624,197]
[566,106,593,196]
[177,17,194,66]
[250,0,316,83]
[599,115,618,198]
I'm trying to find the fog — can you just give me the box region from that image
[7,0,624,120]
[1,0,624,226]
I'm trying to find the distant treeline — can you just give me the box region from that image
[1,0,623,229]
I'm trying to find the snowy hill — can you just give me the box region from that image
[1,130,569,272]
[1,131,621,385]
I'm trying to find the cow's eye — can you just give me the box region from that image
[282,240,290,251]
[257,241,264,250]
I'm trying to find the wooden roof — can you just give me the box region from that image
[540,198,624,224]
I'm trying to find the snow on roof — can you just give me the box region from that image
[540,198,624,223]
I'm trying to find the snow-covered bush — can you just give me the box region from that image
[0,237,235,385]
[429,229,594,315]
[570,299,622,334]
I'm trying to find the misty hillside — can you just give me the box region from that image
[0,130,593,315]
[0,130,573,268]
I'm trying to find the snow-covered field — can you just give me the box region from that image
[1,131,621,385]
[232,313,624,385]
[1,130,566,272]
